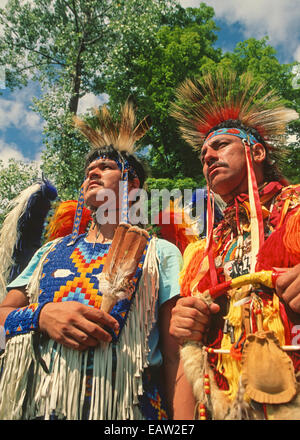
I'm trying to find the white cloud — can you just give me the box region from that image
[180,0,300,62]
[294,46,300,63]
[77,92,109,115]
[0,85,44,134]
[0,137,43,174]
[0,138,26,165]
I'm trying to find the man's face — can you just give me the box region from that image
[83,158,122,209]
[200,134,248,202]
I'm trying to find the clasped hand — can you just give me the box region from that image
[39,301,119,351]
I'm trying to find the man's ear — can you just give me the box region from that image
[252,143,266,164]
[128,177,140,191]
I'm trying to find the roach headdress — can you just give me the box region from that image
[73,97,152,155]
[67,98,151,245]
[171,69,298,154]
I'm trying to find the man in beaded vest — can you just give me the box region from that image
[169,69,300,420]
[0,99,182,420]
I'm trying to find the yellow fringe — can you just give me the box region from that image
[217,292,286,402]
[263,293,286,347]
[216,294,243,401]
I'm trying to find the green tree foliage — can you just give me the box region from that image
[0,159,40,226]
[0,0,178,198]
[104,4,222,180]
[1,1,299,201]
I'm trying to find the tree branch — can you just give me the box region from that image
[13,61,51,73]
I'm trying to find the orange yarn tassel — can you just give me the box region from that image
[283,207,300,257]
[180,246,207,297]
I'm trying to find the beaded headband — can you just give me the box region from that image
[204,128,259,146]
[68,153,136,246]
[88,152,138,180]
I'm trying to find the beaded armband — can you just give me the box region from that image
[4,302,46,338]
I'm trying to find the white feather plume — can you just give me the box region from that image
[0,183,41,301]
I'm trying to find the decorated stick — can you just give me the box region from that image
[193,269,285,301]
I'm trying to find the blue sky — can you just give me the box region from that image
[1,0,300,166]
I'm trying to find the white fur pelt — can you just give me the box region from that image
[0,183,41,302]
[180,342,233,419]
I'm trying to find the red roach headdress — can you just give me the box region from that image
[171,69,298,156]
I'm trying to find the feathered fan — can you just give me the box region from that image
[97,223,150,313]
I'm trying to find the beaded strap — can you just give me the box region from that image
[4,302,47,338]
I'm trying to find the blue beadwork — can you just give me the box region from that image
[5,302,45,338]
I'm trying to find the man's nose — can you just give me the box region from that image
[203,146,218,166]
[88,168,102,180]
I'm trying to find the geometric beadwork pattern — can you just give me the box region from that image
[149,392,168,420]
[38,235,110,310]
[38,233,150,343]
[52,240,108,308]
[4,302,42,337]
[67,185,85,246]
[138,369,169,420]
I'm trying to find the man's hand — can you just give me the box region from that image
[169,296,220,345]
[39,301,119,351]
[275,263,300,313]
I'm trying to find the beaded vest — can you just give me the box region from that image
[38,234,147,342]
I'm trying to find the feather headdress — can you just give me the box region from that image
[68,98,152,244]
[171,69,298,153]
[73,97,152,154]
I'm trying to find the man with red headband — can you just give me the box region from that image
[169,70,300,420]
